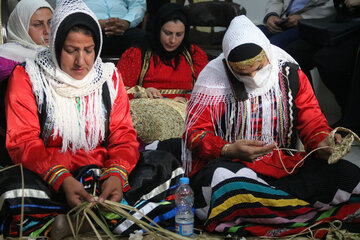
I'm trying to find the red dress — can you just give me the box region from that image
[185,69,332,178]
[5,65,139,191]
[117,45,208,99]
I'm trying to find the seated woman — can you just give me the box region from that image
[183,15,360,238]
[117,2,208,102]
[0,0,53,82]
[1,0,183,238]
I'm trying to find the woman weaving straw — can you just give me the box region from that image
[183,15,360,238]
[0,0,183,238]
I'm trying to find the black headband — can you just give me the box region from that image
[55,12,100,65]
[227,43,263,62]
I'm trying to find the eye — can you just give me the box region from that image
[85,48,94,54]
[64,47,76,54]
[176,32,184,37]
[256,65,263,71]
[33,23,43,28]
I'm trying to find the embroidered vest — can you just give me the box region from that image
[137,48,196,95]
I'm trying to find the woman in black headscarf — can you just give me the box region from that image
[117,2,208,102]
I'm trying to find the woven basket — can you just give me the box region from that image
[129,98,187,143]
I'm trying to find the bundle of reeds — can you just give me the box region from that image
[65,197,193,240]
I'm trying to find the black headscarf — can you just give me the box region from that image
[148,3,190,68]
[55,12,101,65]
[227,43,263,62]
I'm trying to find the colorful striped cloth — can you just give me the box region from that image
[191,158,360,238]
[0,150,184,238]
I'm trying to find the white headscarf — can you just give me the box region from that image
[25,0,119,153]
[0,0,53,62]
[7,0,53,46]
[183,16,298,173]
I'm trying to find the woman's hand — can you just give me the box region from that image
[99,176,123,203]
[145,87,163,99]
[61,177,95,208]
[173,97,188,103]
[345,0,360,7]
[266,15,283,33]
[316,133,342,160]
[223,139,275,162]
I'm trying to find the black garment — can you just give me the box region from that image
[312,32,360,110]
[285,3,360,134]
[285,39,319,83]
[0,150,183,237]
[155,138,182,163]
[264,158,360,204]
[100,27,146,58]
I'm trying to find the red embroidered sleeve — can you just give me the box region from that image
[191,45,208,79]
[116,47,142,88]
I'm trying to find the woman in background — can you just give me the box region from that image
[0,0,53,166]
[117,2,208,102]
[0,0,53,82]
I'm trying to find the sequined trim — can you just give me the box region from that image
[159,89,191,94]
[228,50,266,70]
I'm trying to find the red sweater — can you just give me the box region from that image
[5,65,139,191]
[117,45,208,99]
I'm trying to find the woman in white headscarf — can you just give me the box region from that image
[183,15,360,238]
[1,0,183,238]
[0,0,53,82]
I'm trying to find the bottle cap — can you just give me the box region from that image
[179,177,189,185]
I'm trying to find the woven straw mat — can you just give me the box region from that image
[129,98,187,143]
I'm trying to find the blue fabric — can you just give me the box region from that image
[257,25,300,49]
[287,0,310,14]
[56,0,146,28]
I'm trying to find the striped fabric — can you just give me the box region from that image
[191,158,360,238]
[159,89,191,95]
[0,150,184,238]
[100,164,129,191]
[42,165,71,190]
[0,166,69,237]
[114,150,185,235]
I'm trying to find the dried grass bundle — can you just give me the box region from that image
[66,197,193,240]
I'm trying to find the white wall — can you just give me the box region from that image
[233,0,267,25]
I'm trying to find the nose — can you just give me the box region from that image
[75,51,84,66]
[44,23,50,36]
[169,34,176,44]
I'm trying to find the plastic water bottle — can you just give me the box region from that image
[175,177,194,236]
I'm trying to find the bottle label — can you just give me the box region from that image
[176,222,193,236]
